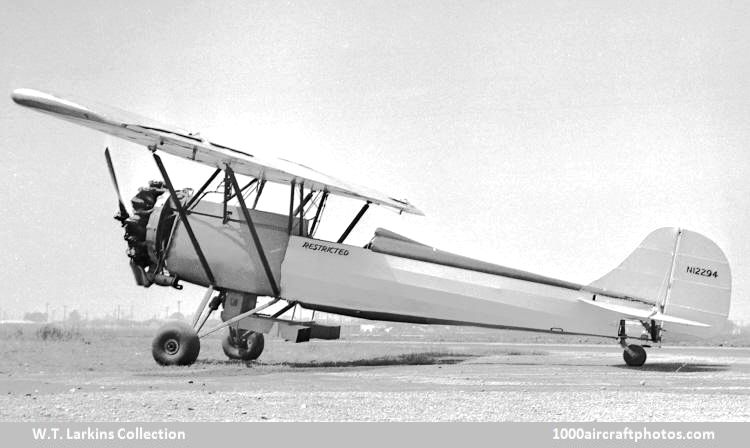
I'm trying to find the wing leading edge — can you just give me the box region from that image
[11,88,423,215]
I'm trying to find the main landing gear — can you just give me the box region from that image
[151,286,280,366]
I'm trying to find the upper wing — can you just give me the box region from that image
[11,88,423,215]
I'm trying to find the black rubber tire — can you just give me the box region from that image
[221,334,242,360]
[152,321,200,366]
[623,344,647,367]
[222,331,264,361]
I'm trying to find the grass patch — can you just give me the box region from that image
[504,350,548,356]
[35,324,84,342]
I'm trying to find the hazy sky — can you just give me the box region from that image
[1,0,749,323]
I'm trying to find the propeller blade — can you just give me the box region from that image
[104,147,130,220]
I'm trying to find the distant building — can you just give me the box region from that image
[23,312,47,323]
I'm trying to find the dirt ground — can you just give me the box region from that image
[0,326,749,421]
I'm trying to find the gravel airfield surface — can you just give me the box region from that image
[1,328,749,422]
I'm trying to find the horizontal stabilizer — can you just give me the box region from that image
[648,312,710,327]
[577,298,710,327]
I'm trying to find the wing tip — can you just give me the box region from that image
[10,87,41,106]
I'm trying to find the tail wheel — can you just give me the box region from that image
[623,344,647,367]
[152,321,200,366]
[222,330,265,361]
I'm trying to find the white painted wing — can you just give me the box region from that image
[11,88,423,215]
[577,298,710,327]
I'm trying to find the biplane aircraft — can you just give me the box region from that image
[12,88,732,367]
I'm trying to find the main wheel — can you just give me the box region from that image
[623,344,647,367]
[152,321,200,366]
[222,330,264,361]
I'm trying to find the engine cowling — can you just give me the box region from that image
[124,184,307,294]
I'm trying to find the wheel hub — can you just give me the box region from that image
[164,338,180,355]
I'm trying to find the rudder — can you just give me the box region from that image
[664,229,731,338]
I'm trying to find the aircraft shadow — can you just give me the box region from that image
[612,362,730,373]
[260,352,477,368]
[182,352,476,370]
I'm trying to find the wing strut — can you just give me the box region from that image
[153,153,216,286]
[226,178,258,202]
[298,182,304,236]
[292,191,315,217]
[225,166,281,297]
[185,168,221,210]
[222,171,232,224]
[337,201,371,244]
[288,181,296,234]
[252,180,266,209]
[309,191,328,237]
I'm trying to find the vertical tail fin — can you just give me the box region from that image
[589,228,731,338]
